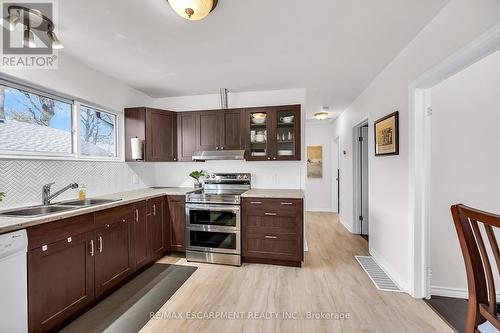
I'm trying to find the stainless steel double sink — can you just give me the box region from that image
[0,198,122,217]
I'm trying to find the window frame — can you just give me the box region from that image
[0,77,123,162]
[76,102,120,160]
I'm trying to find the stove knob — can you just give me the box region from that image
[237,174,242,180]
[211,174,216,179]
[243,174,248,180]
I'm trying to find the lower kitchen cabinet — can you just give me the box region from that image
[27,216,95,333]
[94,205,135,298]
[167,195,186,252]
[148,196,166,261]
[242,198,303,267]
[133,200,150,270]
[26,198,170,333]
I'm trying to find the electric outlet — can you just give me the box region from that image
[132,174,139,184]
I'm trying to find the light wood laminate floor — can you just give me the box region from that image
[141,212,452,333]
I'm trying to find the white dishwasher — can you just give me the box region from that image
[0,229,28,333]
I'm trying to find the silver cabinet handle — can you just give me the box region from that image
[280,202,293,205]
[153,204,156,216]
[265,235,277,239]
[267,157,271,160]
[90,240,94,256]
[273,157,276,160]
[215,146,219,150]
[135,209,139,222]
[220,146,224,150]
[250,201,262,204]
[265,212,277,216]
[173,158,177,161]
[98,236,103,253]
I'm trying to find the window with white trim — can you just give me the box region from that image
[0,84,73,155]
[0,79,121,160]
[79,105,117,157]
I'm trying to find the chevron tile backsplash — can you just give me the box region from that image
[0,160,155,209]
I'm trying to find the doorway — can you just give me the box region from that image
[333,137,340,213]
[353,121,369,240]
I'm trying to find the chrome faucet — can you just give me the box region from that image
[42,182,79,205]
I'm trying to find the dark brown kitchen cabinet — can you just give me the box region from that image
[133,200,150,271]
[94,205,134,298]
[220,109,243,150]
[167,195,186,252]
[177,112,198,161]
[176,109,243,160]
[244,104,301,161]
[27,215,95,333]
[242,198,303,267]
[125,107,177,162]
[148,196,166,261]
[196,109,242,151]
[196,110,220,151]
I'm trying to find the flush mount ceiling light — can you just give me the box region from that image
[168,0,218,21]
[1,6,63,49]
[314,112,329,120]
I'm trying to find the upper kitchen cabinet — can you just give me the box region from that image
[245,107,274,161]
[219,109,244,150]
[196,110,219,151]
[177,109,243,160]
[195,109,243,151]
[177,112,198,161]
[244,105,301,161]
[274,105,301,161]
[124,107,177,162]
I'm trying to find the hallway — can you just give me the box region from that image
[142,212,452,332]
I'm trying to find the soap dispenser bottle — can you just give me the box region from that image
[78,184,87,200]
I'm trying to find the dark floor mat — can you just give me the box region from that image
[61,263,197,333]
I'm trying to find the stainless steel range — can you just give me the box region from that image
[185,173,251,266]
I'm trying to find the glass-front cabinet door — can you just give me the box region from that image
[246,108,272,160]
[274,105,301,160]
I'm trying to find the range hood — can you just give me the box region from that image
[192,150,245,161]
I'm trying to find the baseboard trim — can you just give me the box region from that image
[370,247,408,294]
[339,216,353,233]
[431,286,500,299]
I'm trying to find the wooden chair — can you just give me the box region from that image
[451,204,500,333]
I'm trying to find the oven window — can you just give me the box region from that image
[189,210,237,227]
[189,230,237,250]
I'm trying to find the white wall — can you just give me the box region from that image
[0,53,152,111]
[150,88,307,190]
[305,121,337,211]
[331,0,500,293]
[0,53,155,209]
[430,49,500,298]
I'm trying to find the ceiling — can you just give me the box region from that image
[58,0,448,118]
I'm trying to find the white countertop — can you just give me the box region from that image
[241,189,305,199]
[0,187,197,234]
[0,187,304,234]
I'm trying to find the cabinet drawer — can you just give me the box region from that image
[243,198,302,217]
[28,213,94,251]
[243,233,301,262]
[244,213,301,235]
[95,204,134,228]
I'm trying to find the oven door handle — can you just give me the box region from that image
[186,204,241,212]
[186,225,240,233]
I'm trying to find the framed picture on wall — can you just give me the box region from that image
[307,146,323,178]
[374,111,399,156]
